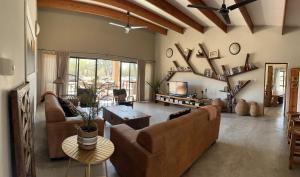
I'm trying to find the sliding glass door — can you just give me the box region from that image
[78,59,96,89]
[67,58,137,101]
[121,62,137,100]
[97,59,120,101]
[67,58,79,95]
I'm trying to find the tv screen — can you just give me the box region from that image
[169,81,188,96]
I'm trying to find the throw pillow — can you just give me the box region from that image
[168,109,191,120]
[58,97,79,117]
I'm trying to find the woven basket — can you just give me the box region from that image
[77,124,98,150]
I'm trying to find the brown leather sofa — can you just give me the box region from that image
[110,105,220,177]
[44,93,104,159]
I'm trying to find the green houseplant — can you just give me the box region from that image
[76,83,99,150]
[146,80,161,101]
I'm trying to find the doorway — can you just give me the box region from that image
[263,63,288,117]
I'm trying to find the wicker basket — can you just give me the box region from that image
[77,124,98,150]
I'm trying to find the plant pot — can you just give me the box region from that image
[77,124,98,150]
[250,102,260,117]
[235,99,250,116]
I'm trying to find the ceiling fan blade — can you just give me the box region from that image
[131,26,147,29]
[221,13,231,24]
[125,28,130,34]
[187,4,219,11]
[227,0,257,11]
[109,22,126,28]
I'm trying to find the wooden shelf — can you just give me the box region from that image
[231,80,251,97]
[162,43,259,113]
[156,94,210,108]
[175,71,193,73]
[194,73,226,82]
[227,67,258,77]
[208,57,222,60]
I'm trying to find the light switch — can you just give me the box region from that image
[0,58,15,75]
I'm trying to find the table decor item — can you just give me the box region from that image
[235,99,250,116]
[250,102,260,117]
[76,84,99,150]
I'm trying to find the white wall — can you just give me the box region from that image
[38,9,155,61]
[155,26,300,113]
[0,1,36,177]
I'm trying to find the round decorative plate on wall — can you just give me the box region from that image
[166,48,173,58]
[229,42,241,55]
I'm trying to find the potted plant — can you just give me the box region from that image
[76,85,99,150]
[146,80,161,102]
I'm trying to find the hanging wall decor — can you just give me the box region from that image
[166,48,173,58]
[229,42,241,55]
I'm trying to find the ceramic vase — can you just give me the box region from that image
[250,102,260,117]
[235,99,250,116]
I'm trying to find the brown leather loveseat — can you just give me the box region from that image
[44,93,104,159]
[110,106,220,177]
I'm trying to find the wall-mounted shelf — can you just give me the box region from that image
[161,42,258,113]
[227,67,258,77]
[231,80,251,97]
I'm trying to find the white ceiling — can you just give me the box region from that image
[75,0,298,30]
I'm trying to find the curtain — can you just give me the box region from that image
[40,53,57,99]
[56,51,69,95]
[144,62,154,101]
[136,60,145,102]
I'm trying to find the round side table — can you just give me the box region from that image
[62,135,115,177]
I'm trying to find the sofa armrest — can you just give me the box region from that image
[110,124,164,177]
[46,119,104,158]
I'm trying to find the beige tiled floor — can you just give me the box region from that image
[35,103,300,177]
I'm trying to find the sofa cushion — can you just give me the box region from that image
[168,109,191,120]
[199,105,219,121]
[58,97,79,117]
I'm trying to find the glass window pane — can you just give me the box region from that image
[97,59,120,100]
[121,62,130,94]
[78,59,96,89]
[67,58,78,95]
[129,63,137,100]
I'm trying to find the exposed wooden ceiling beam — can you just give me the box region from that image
[282,0,288,35]
[187,0,227,33]
[145,0,204,33]
[234,0,254,33]
[37,0,168,35]
[94,0,185,34]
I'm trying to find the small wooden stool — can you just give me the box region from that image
[289,121,300,169]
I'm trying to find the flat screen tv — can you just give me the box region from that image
[168,81,188,97]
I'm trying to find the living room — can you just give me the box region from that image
[1,0,300,177]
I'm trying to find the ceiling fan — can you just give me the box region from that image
[109,12,147,34]
[187,0,257,24]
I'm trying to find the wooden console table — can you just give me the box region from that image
[155,94,211,108]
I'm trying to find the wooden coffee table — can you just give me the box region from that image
[103,105,151,129]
